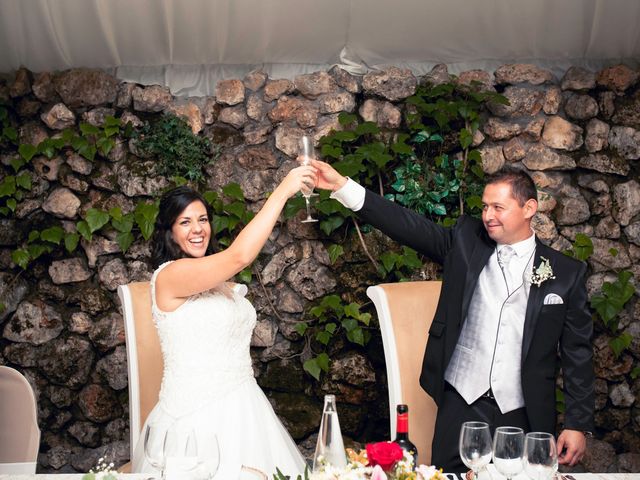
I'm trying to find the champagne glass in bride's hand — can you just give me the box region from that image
[298,135,319,223]
[459,421,492,480]
[524,432,558,480]
[493,426,524,480]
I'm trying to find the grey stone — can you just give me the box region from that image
[264,79,294,102]
[70,440,129,473]
[554,186,591,226]
[59,169,90,193]
[531,213,558,245]
[294,71,337,99]
[494,63,555,85]
[561,66,597,91]
[595,216,620,239]
[502,137,528,161]
[41,103,76,130]
[362,67,417,101]
[522,144,576,170]
[612,180,640,226]
[49,258,92,284]
[69,311,92,334]
[218,105,248,129]
[82,107,116,127]
[42,187,81,219]
[32,71,60,103]
[259,358,305,392]
[165,101,204,134]
[0,272,29,322]
[624,222,640,246]
[598,91,616,119]
[14,199,41,219]
[609,126,640,160]
[116,160,169,197]
[329,66,361,93]
[39,336,95,388]
[543,86,562,115]
[95,345,128,390]
[537,190,557,213]
[319,91,356,114]
[359,99,401,129]
[251,317,278,348]
[523,117,545,141]
[585,119,610,153]
[78,384,122,423]
[243,121,272,145]
[53,69,118,107]
[489,86,544,117]
[243,69,268,91]
[238,145,278,170]
[478,145,505,174]
[612,94,640,129]
[115,82,136,109]
[274,124,306,158]
[269,95,318,128]
[3,300,63,345]
[65,152,93,175]
[68,421,101,447]
[215,79,245,105]
[261,244,301,285]
[618,453,640,473]
[482,117,522,140]
[285,258,337,300]
[564,93,598,120]
[421,63,452,86]
[580,438,617,473]
[589,238,632,272]
[19,122,48,146]
[246,92,267,121]
[276,284,305,313]
[238,170,275,202]
[457,70,494,91]
[0,219,19,246]
[542,116,584,151]
[131,84,173,112]
[98,258,129,291]
[578,153,629,176]
[610,382,636,407]
[3,343,40,367]
[596,64,639,93]
[329,352,376,387]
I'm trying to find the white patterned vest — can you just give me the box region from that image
[444,249,531,413]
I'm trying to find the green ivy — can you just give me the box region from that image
[135,114,217,182]
[297,294,372,380]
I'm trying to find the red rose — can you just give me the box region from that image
[366,441,404,471]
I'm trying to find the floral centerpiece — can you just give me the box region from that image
[276,442,446,480]
[81,457,118,480]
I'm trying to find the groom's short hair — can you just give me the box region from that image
[485,167,537,207]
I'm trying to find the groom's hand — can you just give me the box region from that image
[310,159,348,191]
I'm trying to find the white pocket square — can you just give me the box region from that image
[544,293,564,305]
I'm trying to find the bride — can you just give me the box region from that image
[131,165,316,478]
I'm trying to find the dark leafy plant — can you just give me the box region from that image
[135,114,216,182]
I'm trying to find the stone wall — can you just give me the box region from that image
[0,62,638,473]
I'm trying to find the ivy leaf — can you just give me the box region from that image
[346,326,365,346]
[355,122,380,136]
[85,208,110,233]
[459,128,473,149]
[303,358,321,380]
[116,231,135,253]
[76,220,92,241]
[80,123,101,136]
[631,367,640,380]
[104,115,121,128]
[202,191,218,205]
[18,144,37,162]
[320,295,342,311]
[5,198,16,212]
[212,215,230,235]
[327,244,344,264]
[380,251,398,273]
[78,143,97,161]
[316,353,330,372]
[344,303,361,319]
[309,306,326,318]
[319,215,345,236]
[572,233,593,262]
[108,207,123,222]
[111,213,134,233]
[320,144,343,159]
[342,318,358,332]
[294,323,308,336]
[96,137,115,156]
[222,183,244,201]
[104,125,120,138]
[224,201,246,220]
[237,267,252,284]
[3,125,18,142]
[325,323,337,334]
[0,176,16,198]
[391,141,413,155]
[466,195,483,211]
[11,248,30,270]
[555,388,565,414]
[64,233,80,253]
[9,156,25,173]
[40,226,64,244]
[337,112,357,125]
[37,138,57,158]
[27,243,50,260]
[316,331,332,345]
[359,312,371,326]
[134,202,159,241]
[15,172,32,190]
[609,332,632,359]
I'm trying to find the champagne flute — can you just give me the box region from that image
[459,421,492,480]
[298,134,319,223]
[143,422,168,479]
[523,432,558,480]
[196,432,220,479]
[163,425,199,478]
[492,426,524,480]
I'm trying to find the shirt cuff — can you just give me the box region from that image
[330,177,366,211]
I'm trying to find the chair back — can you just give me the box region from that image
[0,366,40,473]
[117,282,163,462]
[366,281,441,465]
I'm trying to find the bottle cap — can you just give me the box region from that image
[397,404,408,414]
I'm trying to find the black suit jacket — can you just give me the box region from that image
[358,189,595,433]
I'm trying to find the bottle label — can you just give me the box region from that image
[397,412,408,433]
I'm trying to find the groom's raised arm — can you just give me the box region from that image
[316,161,455,264]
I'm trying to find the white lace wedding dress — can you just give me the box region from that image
[132,261,306,478]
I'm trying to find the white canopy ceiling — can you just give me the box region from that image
[1,0,639,96]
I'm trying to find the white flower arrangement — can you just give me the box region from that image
[528,256,555,287]
[82,457,118,480]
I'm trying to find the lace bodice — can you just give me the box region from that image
[151,262,257,418]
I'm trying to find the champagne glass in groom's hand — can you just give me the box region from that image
[298,135,319,223]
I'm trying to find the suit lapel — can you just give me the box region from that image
[522,239,552,361]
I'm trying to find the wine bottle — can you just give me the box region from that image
[393,404,418,468]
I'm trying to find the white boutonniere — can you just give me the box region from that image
[528,256,555,287]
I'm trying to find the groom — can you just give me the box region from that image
[312,160,594,472]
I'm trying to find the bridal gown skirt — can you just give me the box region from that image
[132,377,306,479]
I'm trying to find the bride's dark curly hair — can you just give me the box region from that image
[151,186,215,268]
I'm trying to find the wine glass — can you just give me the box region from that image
[163,425,200,478]
[523,432,558,480]
[143,422,168,478]
[195,432,220,479]
[298,135,319,223]
[492,426,524,480]
[459,421,492,480]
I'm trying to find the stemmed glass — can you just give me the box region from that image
[143,422,168,478]
[163,426,199,477]
[195,432,220,479]
[523,432,558,480]
[459,421,492,480]
[492,426,524,480]
[298,134,319,223]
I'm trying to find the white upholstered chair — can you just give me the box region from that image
[0,365,41,474]
[117,281,266,479]
[366,281,441,465]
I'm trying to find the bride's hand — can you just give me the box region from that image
[278,165,318,198]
